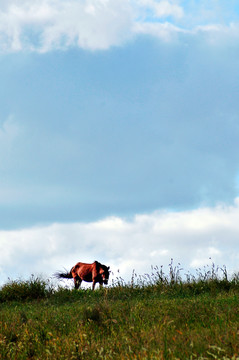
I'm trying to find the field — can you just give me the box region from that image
[0,262,239,359]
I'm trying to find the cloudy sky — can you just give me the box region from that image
[1,0,239,287]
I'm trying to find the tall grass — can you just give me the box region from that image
[111,259,239,297]
[0,275,54,302]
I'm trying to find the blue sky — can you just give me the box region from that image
[1,0,239,285]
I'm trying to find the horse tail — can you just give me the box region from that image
[54,268,73,280]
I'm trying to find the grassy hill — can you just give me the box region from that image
[0,263,239,359]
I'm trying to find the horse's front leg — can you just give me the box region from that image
[74,276,82,289]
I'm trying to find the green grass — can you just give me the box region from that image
[0,262,239,359]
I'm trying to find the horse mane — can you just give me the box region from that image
[94,260,101,271]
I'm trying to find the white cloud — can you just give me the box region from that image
[132,21,185,41]
[0,0,238,52]
[133,20,239,44]
[190,247,221,268]
[0,0,133,52]
[193,23,239,45]
[1,200,239,287]
[137,0,184,19]
[154,1,183,19]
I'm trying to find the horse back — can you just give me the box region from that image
[71,261,98,282]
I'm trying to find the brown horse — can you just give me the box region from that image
[55,261,110,290]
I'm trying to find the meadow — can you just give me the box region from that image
[0,261,239,359]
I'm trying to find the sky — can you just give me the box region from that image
[1,0,239,287]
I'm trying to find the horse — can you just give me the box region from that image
[54,261,110,290]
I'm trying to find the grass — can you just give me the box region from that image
[0,261,239,359]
